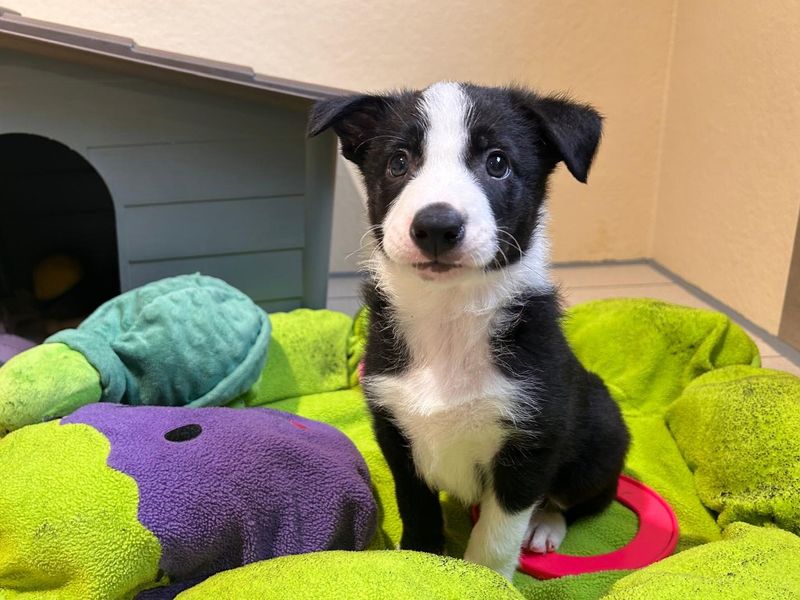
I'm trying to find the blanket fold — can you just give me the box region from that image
[243,309,353,406]
[604,522,800,599]
[174,550,525,600]
[666,365,800,535]
[0,342,101,436]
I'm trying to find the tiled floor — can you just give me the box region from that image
[327,262,800,376]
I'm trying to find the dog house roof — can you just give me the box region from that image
[0,6,347,105]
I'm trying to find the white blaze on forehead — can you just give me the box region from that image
[420,81,471,165]
[380,81,499,269]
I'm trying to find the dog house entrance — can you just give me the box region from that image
[0,134,120,342]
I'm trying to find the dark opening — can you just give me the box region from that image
[0,134,120,342]
[164,424,203,442]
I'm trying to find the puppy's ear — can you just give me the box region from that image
[516,91,603,183]
[307,94,390,164]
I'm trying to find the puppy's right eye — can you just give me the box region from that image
[486,150,510,179]
[388,151,409,177]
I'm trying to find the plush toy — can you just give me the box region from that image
[0,403,377,599]
[33,253,84,302]
[0,274,270,436]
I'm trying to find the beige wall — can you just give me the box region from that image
[654,1,800,334]
[11,1,799,334]
[14,0,675,271]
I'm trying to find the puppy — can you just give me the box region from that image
[308,82,629,580]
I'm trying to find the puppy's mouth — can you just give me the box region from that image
[412,261,462,274]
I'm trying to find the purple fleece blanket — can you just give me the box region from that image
[62,404,376,593]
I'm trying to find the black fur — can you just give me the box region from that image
[490,291,629,517]
[370,403,446,552]
[308,90,423,241]
[360,283,446,552]
[309,83,627,555]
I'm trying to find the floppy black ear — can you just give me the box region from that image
[519,92,603,183]
[307,94,390,164]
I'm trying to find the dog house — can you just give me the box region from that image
[0,8,342,338]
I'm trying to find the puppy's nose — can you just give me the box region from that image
[410,203,465,258]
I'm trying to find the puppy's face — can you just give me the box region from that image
[309,82,602,282]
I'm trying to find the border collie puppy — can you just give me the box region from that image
[308,82,629,580]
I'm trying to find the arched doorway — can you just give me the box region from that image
[0,134,120,342]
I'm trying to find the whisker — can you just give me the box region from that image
[353,134,408,155]
[496,228,524,257]
[384,101,410,128]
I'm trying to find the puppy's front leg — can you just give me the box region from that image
[463,491,536,580]
[371,406,444,553]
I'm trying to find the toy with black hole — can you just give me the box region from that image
[0,402,377,598]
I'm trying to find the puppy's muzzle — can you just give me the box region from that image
[409,203,466,260]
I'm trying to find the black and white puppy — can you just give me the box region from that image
[308,82,629,580]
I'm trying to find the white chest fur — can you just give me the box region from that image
[364,240,552,503]
[366,265,534,504]
[371,365,516,504]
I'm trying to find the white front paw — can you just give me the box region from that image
[524,509,567,553]
[463,548,517,582]
[496,561,518,582]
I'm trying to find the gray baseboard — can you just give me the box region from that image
[648,260,800,366]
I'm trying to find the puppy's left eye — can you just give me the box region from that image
[486,151,510,179]
[388,151,409,177]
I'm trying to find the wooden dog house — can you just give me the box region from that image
[0,7,342,328]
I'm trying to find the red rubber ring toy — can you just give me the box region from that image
[471,475,679,579]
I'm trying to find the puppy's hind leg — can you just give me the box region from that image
[463,491,538,581]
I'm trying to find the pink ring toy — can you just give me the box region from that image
[471,475,679,579]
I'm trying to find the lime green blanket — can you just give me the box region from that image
[237,300,799,600]
[176,551,526,600]
[2,299,799,599]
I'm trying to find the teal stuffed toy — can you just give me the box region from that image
[0,274,270,436]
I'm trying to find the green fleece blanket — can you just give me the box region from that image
[667,365,800,535]
[176,551,525,600]
[603,522,800,599]
[0,420,163,598]
[2,299,798,599]
[237,300,798,599]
